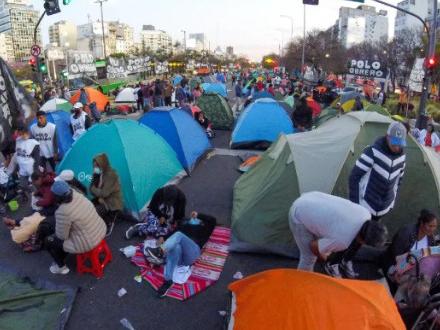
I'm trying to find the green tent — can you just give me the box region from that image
[196,93,234,130]
[365,103,391,117]
[189,76,202,90]
[0,266,76,330]
[231,112,440,257]
[313,107,340,127]
[57,119,183,213]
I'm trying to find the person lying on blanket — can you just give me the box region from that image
[125,209,174,241]
[145,211,217,298]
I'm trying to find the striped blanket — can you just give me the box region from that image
[131,226,231,301]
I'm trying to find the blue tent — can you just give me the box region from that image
[57,120,183,213]
[139,107,212,172]
[201,83,228,98]
[253,91,275,100]
[30,110,73,158]
[231,98,294,150]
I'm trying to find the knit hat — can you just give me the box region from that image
[51,180,71,196]
[55,169,74,182]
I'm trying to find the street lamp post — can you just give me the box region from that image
[95,0,108,59]
[280,15,293,41]
[302,4,306,71]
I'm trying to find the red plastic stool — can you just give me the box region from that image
[76,239,112,278]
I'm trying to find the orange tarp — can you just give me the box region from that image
[70,87,109,112]
[228,269,405,330]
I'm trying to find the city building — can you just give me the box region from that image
[76,20,109,59]
[337,5,388,48]
[187,33,207,51]
[140,25,172,53]
[0,0,42,62]
[395,0,435,37]
[48,20,77,49]
[108,21,134,54]
[226,46,234,58]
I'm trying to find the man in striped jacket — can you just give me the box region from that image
[349,122,407,221]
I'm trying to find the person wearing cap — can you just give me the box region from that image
[8,125,41,198]
[55,169,87,195]
[349,121,407,221]
[70,102,91,141]
[45,180,106,275]
[30,111,58,171]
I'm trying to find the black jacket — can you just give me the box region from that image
[149,185,186,222]
[177,214,216,248]
[383,223,435,271]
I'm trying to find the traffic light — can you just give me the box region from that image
[29,56,37,72]
[38,59,48,74]
[427,57,436,68]
[44,0,61,16]
[303,0,319,5]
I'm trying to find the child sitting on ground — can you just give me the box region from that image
[125,209,174,242]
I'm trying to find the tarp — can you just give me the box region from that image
[196,94,234,130]
[30,110,73,158]
[40,98,72,113]
[139,107,211,172]
[57,119,183,213]
[0,264,77,330]
[70,87,109,112]
[0,57,37,152]
[201,83,228,98]
[228,269,405,330]
[231,112,440,256]
[115,87,136,103]
[231,98,294,150]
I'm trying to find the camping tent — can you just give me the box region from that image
[115,87,136,103]
[40,98,72,113]
[70,87,109,112]
[313,107,340,127]
[231,98,294,150]
[253,91,274,100]
[189,77,202,90]
[365,103,391,117]
[231,112,440,256]
[196,93,234,130]
[30,110,73,158]
[228,269,405,330]
[57,119,183,213]
[201,83,228,98]
[139,107,211,172]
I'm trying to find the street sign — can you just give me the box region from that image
[30,45,41,57]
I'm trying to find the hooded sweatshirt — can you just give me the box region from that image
[89,153,123,211]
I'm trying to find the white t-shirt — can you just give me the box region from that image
[30,122,56,158]
[290,191,371,255]
[410,236,428,251]
[15,137,39,176]
[71,112,87,141]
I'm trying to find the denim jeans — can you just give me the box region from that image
[162,232,201,281]
[289,208,317,271]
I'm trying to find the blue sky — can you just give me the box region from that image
[32,0,400,60]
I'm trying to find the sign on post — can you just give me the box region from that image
[408,58,425,93]
[348,59,388,79]
[30,45,41,57]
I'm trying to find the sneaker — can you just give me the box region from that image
[339,260,359,279]
[146,247,164,265]
[125,223,142,240]
[49,263,70,275]
[157,280,173,298]
[105,218,116,237]
[324,262,342,278]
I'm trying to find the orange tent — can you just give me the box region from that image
[228,269,405,330]
[70,87,109,112]
[306,97,322,118]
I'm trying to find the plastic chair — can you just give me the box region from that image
[76,239,112,278]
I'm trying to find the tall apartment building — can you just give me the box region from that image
[48,20,77,49]
[187,33,207,51]
[76,20,109,58]
[0,0,41,62]
[140,25,172,53]
[337,5,388,48]
[108,21,134,54]
[395,0,435,37]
